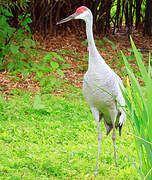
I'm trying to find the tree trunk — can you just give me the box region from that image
[3,0,152,37]
[116,0,121,28]
[125,1,129,26]
[144,0,152,36]
[120,0,125,28]
[135,0,142,29]
[128,0,133,36]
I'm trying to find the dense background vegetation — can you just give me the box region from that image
[0,0,152,71]
[1,0,152,37]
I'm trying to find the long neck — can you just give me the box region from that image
[86,16,97,52]
[85,15,105,70]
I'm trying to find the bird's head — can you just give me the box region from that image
[57,6,92,25]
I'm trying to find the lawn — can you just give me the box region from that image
[0,89,140,179]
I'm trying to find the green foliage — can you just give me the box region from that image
[0,4,35,71]
[121,37,152,179]
[0,90,139,179]
[81,37,117,51]
[95,39,104,46]
[78,54,88,71]
[81,39,88,46]
[103,37,117,50]
[1,47,68,94]
[32,52,66,93]
[0,4,69,93]
[110,0,147,28]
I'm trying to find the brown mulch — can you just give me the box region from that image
[0,72,40,97]
[0,27,152,97]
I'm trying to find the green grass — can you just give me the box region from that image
[0,89,140,179]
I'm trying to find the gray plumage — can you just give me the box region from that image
[57,6,126,177]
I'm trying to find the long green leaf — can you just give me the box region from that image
[121,51,149,122]
[130,36,148,85]
[121,41,152,179]
[130,37,152,122]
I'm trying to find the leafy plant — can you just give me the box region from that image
[103,37,117,50]
[95,39,104,46]
[121,37,152,179]
[0,3,69,93]
[32,52,67,93]
[81,39,88,46]
[0,4,35,71]
[81,39,104,48]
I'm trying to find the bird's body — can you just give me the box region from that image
[57,6,126,176]
[82,7,126,135]
[83,54,125,135]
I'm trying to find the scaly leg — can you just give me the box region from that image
[95,119,102,176]
[91,107,102,177]
[112,122,118,167]
[110,108,118,167]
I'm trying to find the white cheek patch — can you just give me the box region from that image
[75,11,88,20]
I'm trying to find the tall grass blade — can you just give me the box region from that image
[121,51,149,122]
[121,38,152,179]
[130,36,149,85]
[144,168,152,180]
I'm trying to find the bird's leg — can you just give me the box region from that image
[95,118,102,176]
[112,119,118,167]
[109,108,118,167]
[91,108,102,177]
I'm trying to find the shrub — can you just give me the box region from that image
[0,4,35,71]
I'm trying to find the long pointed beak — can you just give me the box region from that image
[56,13,77,25]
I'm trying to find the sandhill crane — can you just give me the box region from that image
[57,6,126,176]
